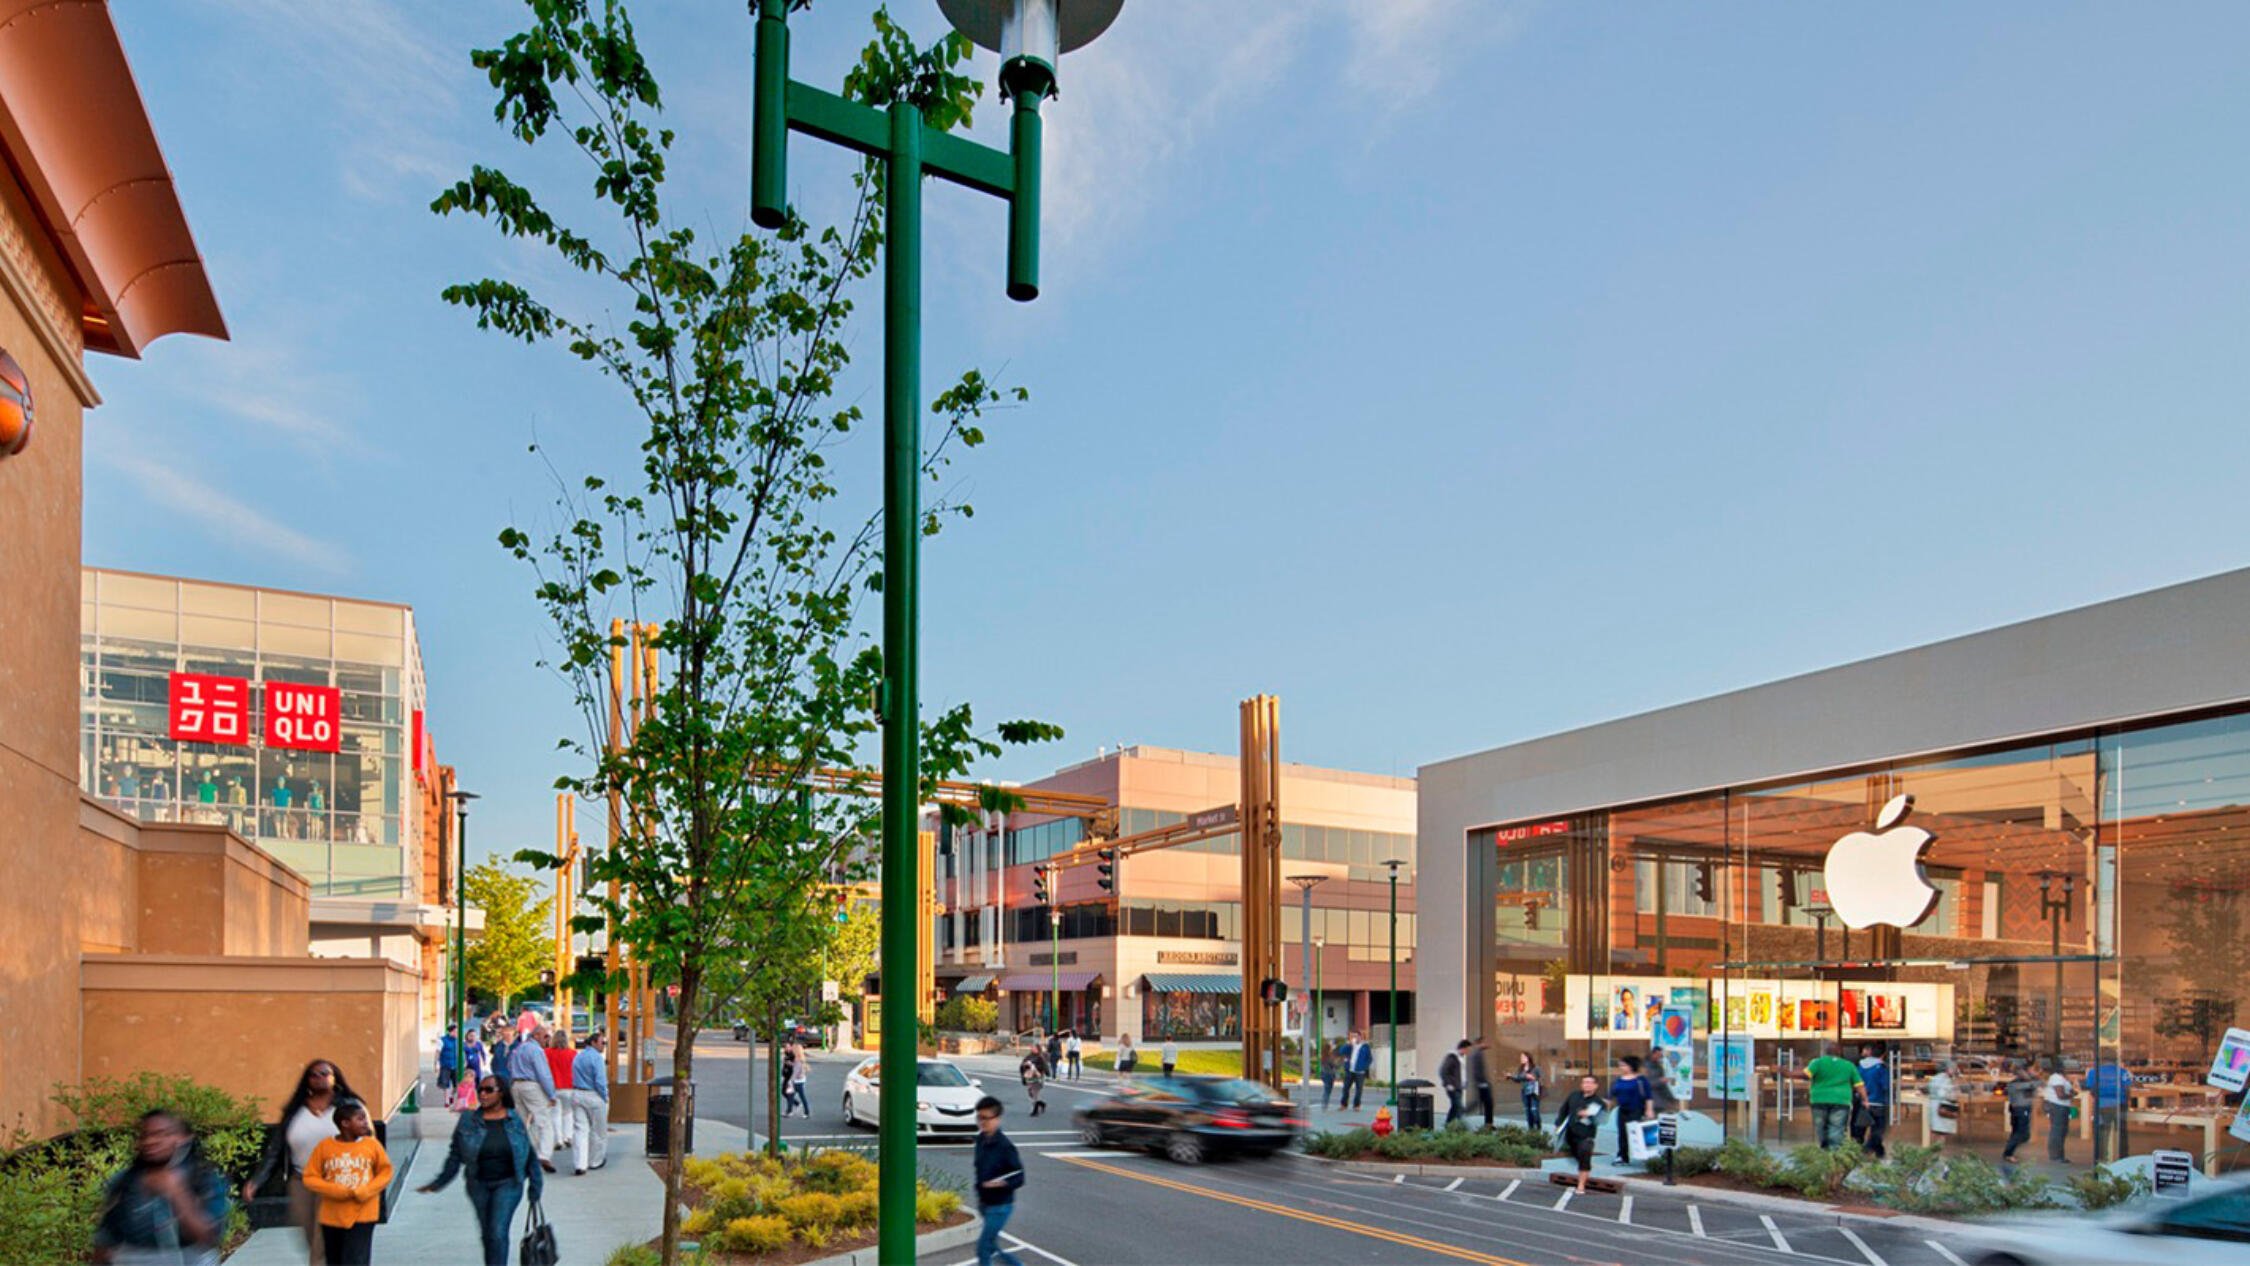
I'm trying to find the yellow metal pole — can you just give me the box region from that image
[606,619,627,1089]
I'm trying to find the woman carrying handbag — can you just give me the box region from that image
[418,1076,546,1266]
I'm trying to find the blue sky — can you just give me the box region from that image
[86,2,2250,860]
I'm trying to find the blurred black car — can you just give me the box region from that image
[1072,1074,1304,1164]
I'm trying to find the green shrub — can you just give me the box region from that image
[1644,1144,1721,1177]
[1713,1136,1784,1187]
[1305,1124,1546,1166]
[1782,1143,1864,1199]
[914,1188,961,1223]
[2067,1165,2150,1211]
[934,996,999,1033]
[605,1246,664,1266]
[0,1075,264,1266]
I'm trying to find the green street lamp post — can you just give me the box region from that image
[1049,902,1062,1035]
[750,5,1123,1256]
[1286,875,1325,1095]
[1312,935,1325,1091]
[447,789,478,1059]
[1383,857,1405,1107]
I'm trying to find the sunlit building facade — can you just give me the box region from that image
[1420,569,2250,1171]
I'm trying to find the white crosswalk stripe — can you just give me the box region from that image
[1687,1204,1705,1237]
[1498,1179,1520,1201]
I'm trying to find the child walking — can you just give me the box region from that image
[301,1098,392,1264]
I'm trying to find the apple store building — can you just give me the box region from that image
[1417,568,2250,1171]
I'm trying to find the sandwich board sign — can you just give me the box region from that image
[2153,1149,2195,1197]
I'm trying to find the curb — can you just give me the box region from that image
[1285,1151,1963,1235]
[799,1216,982,1266]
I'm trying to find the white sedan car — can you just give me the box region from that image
[1958,1177,2250,1265]
[840,1056,985,1139]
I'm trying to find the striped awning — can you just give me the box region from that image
[997,971,1101,993]
[950,975,995,994]
[1142,973,1240,995]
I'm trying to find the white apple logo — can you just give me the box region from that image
[1823,794,1938,930]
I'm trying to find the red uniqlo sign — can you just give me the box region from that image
[265,682,342,752]
[168,672,251,743]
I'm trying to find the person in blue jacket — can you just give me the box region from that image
[972,1096,1026,1266]
[419,1076,544,1266]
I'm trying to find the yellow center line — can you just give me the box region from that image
[1056,1155,1536,1266]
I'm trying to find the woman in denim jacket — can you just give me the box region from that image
[418,1075,544,1265]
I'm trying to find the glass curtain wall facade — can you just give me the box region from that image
[1472,708,2250,1171]
[80,570,425,900]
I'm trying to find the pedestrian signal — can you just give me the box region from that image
[1096,848,1117,893]
[1694,862,1717,905]
[1258,977,1289,1004]
[1033,865,1051,905]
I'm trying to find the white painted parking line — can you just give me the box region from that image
[1687,1204,1705,1237]
[1443,1177,1464,1192]
[1039,1151,1115,1158]
[1497,1179,1520,1201]
[1837,1225,1886,1266]
[1759,1214,1793,1254]
[1616,1195,1633,1224]
[1553,1189,1574,1211]
[1925,1241,1969,1266]
[1394,1174,1406,1184]
[1005,1234,1080,1266]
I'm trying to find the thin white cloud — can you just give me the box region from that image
[101,446,349,575]
[175,335,355,450]
[210,0,464,203]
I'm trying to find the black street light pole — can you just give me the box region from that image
[1382,858,1406,1106]
[446,789,479,1054]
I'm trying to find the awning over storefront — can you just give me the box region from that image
[997,971,1101,993]
[951,975,995,993]
[1142,973,1240,995]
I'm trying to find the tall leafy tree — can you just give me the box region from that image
[462,861,553,1012]
[433,5,1057,1259]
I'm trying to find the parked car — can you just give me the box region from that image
[1072,1074,1304,1165]
[1959,1175,2250,1265]
[841,1056,984,1139]
[732,1018,819,1046]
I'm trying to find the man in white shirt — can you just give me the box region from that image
[1160,1038,1179,1077]
[2041,1063,2075,1163]
[1066,1032,1082,1081]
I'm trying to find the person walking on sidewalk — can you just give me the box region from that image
[437,1025,460,1109]
[1509,1052,1543,1132]
[244,1057,356,1265]
[1043,1030,1062,1080]
[1852,1043,1891,1158]
[507,1028,559,1172]
[91,1110,231,1266]
[1319,1039,1338,1109]
[1925,1060,1961,1149]
[1802,1041,1864,1151]
[568,1031,610,1174]
[1470,1038,1496,1129]
[1609,1055,1652,1164]
[543,1031,577,1157]
[1019,1045,1049,1116]
[1066,1031,1083,1081]
[1340,1031,1373,1110]
[1116,1034,1138,1081]
[420,1077,545,1266]
[299,1098,392,1265]
[972,1096,1027,1266]
[1553,1075,1610,1196]
[1439,1040,1469,1126]
[1160,1038,1178,1077]
[2043,1059,2076,1163]
[783,1039,814,1119]
[2000,1058,2040,1163]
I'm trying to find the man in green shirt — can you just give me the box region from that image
[1801,1041,1864,1150]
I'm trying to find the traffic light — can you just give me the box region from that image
[539,968,556,988]
[1033,864,1051,905]
[1096,848,1117,894]
[1776,867,1798,911]
[1694,862,1717,905]
[1258,977,1290,1004]
[1523,901,1540,930]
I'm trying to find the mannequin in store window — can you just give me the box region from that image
[226,776,249,835]
[306,781,327,841]
[270,779,294,840]
[150,775,171,821]
[117,767,142,807]
[197,772,220,824]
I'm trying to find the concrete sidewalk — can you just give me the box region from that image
[228,1089,742,1265]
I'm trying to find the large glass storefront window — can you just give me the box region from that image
[1143,988,1242,1041]
[1473,712,2250,1173]
[81,572,422,900]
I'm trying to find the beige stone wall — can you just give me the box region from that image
[81,956,423,1121]
[0,165,94,1138]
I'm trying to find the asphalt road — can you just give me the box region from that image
[668,1031,1997,1266]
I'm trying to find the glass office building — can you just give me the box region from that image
[1425,570,2250,1173]
[80,568,428,901]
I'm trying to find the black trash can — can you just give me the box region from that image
[646,1075,695,1156]
[1396,1078,1436,1131]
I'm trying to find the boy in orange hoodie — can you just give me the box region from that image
[300,1098,392,1264]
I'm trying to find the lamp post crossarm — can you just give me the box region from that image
[780,81,1017,200]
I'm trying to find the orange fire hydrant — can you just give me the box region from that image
[1372,1106,1394,1137]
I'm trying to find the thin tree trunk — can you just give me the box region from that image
[766,1005,784,1157]
[662,967,699,1265]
